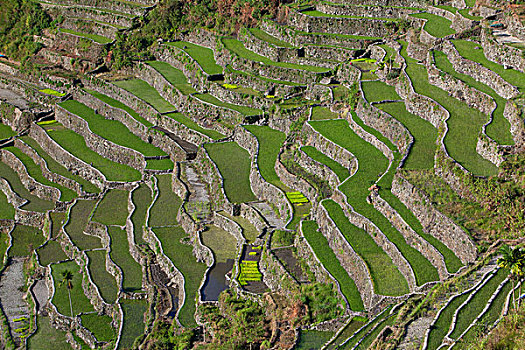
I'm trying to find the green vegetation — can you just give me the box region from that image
[400,42,498,176]
[0,190,14,220]
[301,146,350,181]
[341,307,391,349]
[167,41,223,75]
[147,61,196,95]
[80,314,116,342]
[218,210,259,243]
[28,316,71,350]
[238,260,262,285]
[322,200,409,296]
[0,233,8,270]
[113,79,175,113]
[84,89,153,127]
[37,240,67,266]
[152,226,207,328]
[92,189,129,226]
[20,136,100,194]
[86,250,119,304]
[0,123,15,139]
[165,112,225,140]
[361,80,401,102]
[301,10,395,21]
[201,225,237,263]
[119,299,147,349]
[39,88,65,97]
[43,123,142,182]
[311,118,439,287]
[326,316,368,349]
[108,226,143,292]
[0,161,54,212]
[450,269,507,339]
[131,183,152,245]
[60,28,112,44]
[4,146,77,202]
[221,37,329,73]
[296,330,334,350]
[64,200,102,250]
[356,314,395,349]
[433,50,513,145]
[410,12,455,38]
[50,212,66,238]
[458,8,481,20]
[51,261,94,315]
[244,125,286,186]
[248,27,293,47]
[193,93,262,116]
[204,142,257,203]
[8,224,44,257]
[59,100,172,168]
[311,106,339,120]
[149,174,182,227]
[302,220,364,311]
[452,40,525,91]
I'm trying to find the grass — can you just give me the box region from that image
[410,12,455,38]
[193,93,263,116]
[0,190,14,220]
[322,200,409,296]
[130,183,152,245]
[376,102,437,169]
[302,220,364,311]
[248,27,293,47]
[39,88,65,97]
[8,224,45,257]
[108,226,143,292]
[85,250,118,304]
[92,189,129,226]
[152,226,207,328]
[167,41,223,75]
[51,260,95,316]
[204,142,257,204]
[43,123,142,182]
[50,212,66,238]
[452,40,525,91]
[0,233,8,270]
[361,80,402,102]
[4,146,77,202]
[427,292,471,350]
[296,330,334,350]
[201,225,238,263]
[355,314,395,349]
[146,61,196,95]
[165,112,225,140]
[301,146,350,181]
[301,10,395,21]
[146,157,174,171]
[27,316,71,350]
[226,65,305,87]
[458,8,481,20]
[84,89,153,127]
[326,316,367,349]
[64,199,102,250]
[243,125,286,187]
[340,307,392,349]
[433,50,513,145]
[0,122,15,139]
[20,136,100,194]
[400,42,498,176]
[450,269,507,339]
[59,100,172,163]
[311,118,439,288]
[113,79,175,114]
[59,28,112,44]
[221,37,330,73]
[311,106,339,120]
[149,174,182,227]
[0,161,55,212]
[80,314,116,342]
[37,240,67,266]
[119,299,147,349]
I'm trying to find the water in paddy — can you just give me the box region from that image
[201,259,235,301]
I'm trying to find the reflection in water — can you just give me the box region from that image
[201,259,234,301]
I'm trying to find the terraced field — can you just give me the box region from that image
[0,0,522,348]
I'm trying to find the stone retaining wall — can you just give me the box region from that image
[51,31,107,64]
[317,2,418,18]
[224,69,304,98]
[240,203,268,234]
[260,243,298,294]
[0,149,61,202]
[476,133,506,166]
[0,178,47,228]
[28,124,106,189]
[61,17,118,40]
[55,105,146,171]
[274,159,318,204]
[503,101,525,147]
[391,174,477,265]
[42,0,150,16]
[42,4,133,28]
[481,28,525,73]
[296,148,342,189]
[440,40,520,100]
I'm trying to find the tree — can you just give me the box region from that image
[497,244,525,310]
[60,270,74,317]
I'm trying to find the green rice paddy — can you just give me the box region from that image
[113,79,175,114]
[119,299,147,349]
[164,112,225,140]
[92,189,130,226]
[146,61,197,95]
[51,260,95,316]
[149,174,182,227]
[301,146,350,182]
[63,199,102,250]
[108,226,143,292]
[410,12,455,38]
[167,41,223,75]
[8,224,45,257]
[130,183,152,244]
[86,249,119,304]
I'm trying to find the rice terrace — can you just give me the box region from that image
[0,0,525,348]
